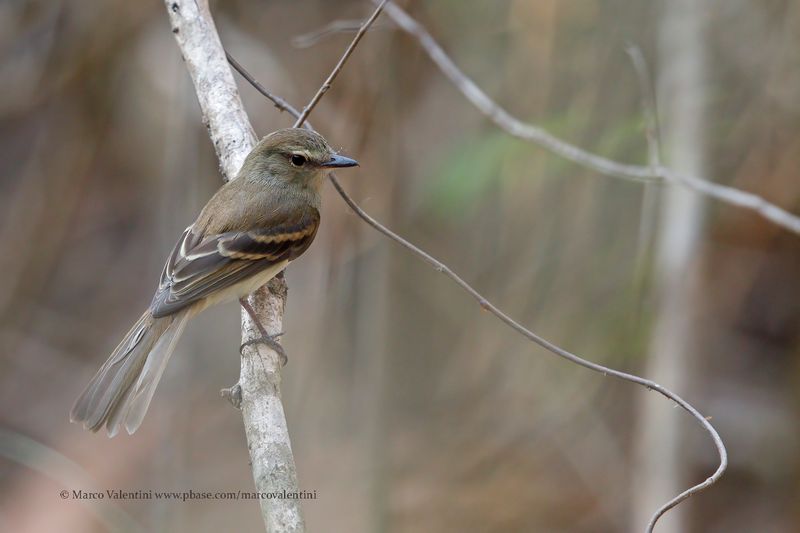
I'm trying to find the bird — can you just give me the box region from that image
[70,128,358,437]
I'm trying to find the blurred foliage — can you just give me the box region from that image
[426,110,645,219]
[426,131,521,218]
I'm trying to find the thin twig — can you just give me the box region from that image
[293,0,389,127]
[227,52,300,118]
[328,176,725,533]
[226,54,728,533]
[627,43,695,532]
[378,1,800,236]
[625,44,663,171]
[292,19,388,49]
[625,43,660,321]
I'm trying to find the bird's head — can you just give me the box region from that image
[240,128,358,191]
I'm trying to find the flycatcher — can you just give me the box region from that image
[71,128,358,437]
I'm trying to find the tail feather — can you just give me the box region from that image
[120,312,188,435]
[71,309,189,436]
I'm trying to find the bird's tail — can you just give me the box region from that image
[70,309,190,437]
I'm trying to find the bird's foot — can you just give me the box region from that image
[239,332,287,366]
[238,297,288,366]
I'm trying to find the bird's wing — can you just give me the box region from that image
[149,208,320,317]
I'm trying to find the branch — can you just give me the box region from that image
[379,1,800,236]
[227,52,301,119]
[291,19,388,49]
[228,55,727,533]
[293,0,389,127]
[164,1,303,531]
[625,43,660,306]
[625,44,663,171]
[329,174,725,533]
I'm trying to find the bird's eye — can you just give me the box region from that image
[290,154,307,167]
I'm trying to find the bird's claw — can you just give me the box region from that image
[239,332,288,366]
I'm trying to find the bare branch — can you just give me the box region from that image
[226,53,728,533]
[227,52,301,119]
[164,1,303,531]
[627,40,695,532]
[379,1,800,236]
[625,43,663,171]
[327,175,726,533]
[293,0,389,127]
[625,43,660,313]
[292,19,388,49]
[163,0,255,181]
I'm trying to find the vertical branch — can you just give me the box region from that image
[632,2,709,532]
[164,1,303,531]
[163,0,255,180]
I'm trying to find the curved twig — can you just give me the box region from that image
[228,52,727,532]
[378,1,800,236]
[327,175,726,533]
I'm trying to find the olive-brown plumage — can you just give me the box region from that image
[71,128,358,437]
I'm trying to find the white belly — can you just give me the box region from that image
[191,260,289,315]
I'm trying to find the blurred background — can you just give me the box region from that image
[1,0,798,532]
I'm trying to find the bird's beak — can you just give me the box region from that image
[321,154,359,168]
